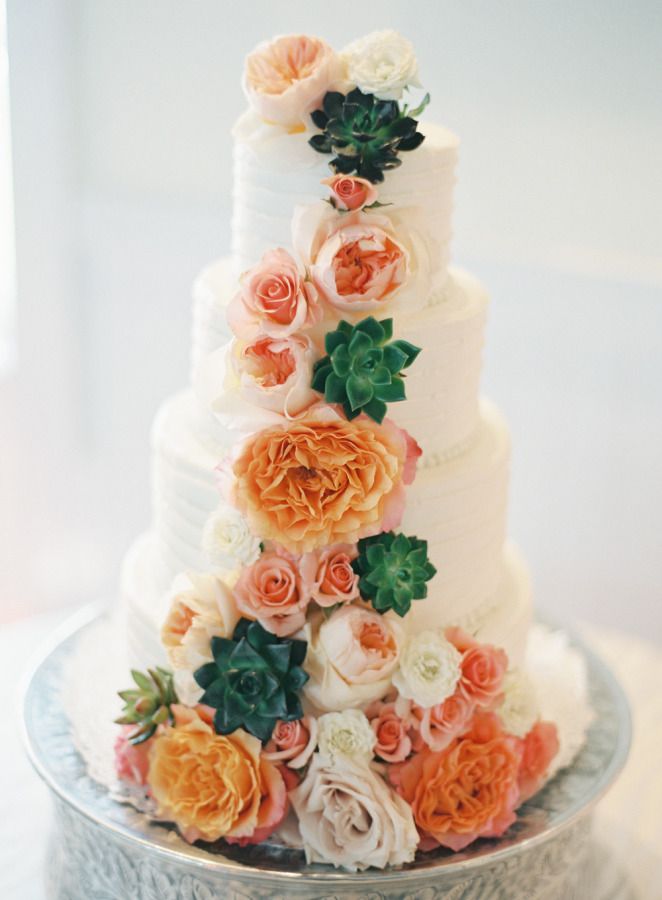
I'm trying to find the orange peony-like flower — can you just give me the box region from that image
[147,705,286,844]
[231,407,411,552]
[390,711,522,852]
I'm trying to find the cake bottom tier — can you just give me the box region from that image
[122,529,532,670]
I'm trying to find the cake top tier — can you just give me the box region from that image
[232,31,459,276]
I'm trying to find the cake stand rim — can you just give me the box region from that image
[20,601,632,887]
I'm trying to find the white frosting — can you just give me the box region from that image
[191,262,488,463]
[232,110,458,276]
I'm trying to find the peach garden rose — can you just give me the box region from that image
[243,34,343,128]
[517,720,560,802]
[263,716,318,769]
[301,543,360,607]
[233,548,312,637]
[410,691,475,753]
[322,175,379,211]
[446,626,508,709]
[230,406,416,553]
[365,699,412,763]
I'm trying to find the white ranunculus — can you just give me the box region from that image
[290,753,419,870]
[341,30,421,101]
[392,630,462,709]
[497,669,540,738]
[160,572,240,705]
[202,503,261,571]
[317,709,376,762]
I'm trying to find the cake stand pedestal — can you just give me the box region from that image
[22,607,632,900]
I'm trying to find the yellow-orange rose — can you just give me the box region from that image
[148,705,262,843]
[231,407,411,553]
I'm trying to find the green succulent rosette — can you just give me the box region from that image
[353,531,437,617]
[116,667,178,745]
[311,316,420,424]
[309,88,430,183]
[194,618,309,743]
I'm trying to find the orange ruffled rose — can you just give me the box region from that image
[231,407,415,553]
[390,711,522,852]
[148,705,287,845]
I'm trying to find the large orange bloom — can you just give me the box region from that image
[390,712,522,852]
[231,409,412,552]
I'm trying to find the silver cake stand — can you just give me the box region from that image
[22,606,633,900]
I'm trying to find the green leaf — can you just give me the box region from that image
[348,329,373,357]
[325,372,348,404]
[356,316,385,344]
[131,670,152,692]
[346,374,374,410]
[331,344,352,377]
[390,339,422,367]
[374,377,406,402]
[362,397,388,422]
[325,329,348,354]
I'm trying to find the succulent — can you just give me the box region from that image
[194,618,309,743]
[312,316,420,423]
[309,88,430,183]
[353,532,437,617]
[116,667,178,745]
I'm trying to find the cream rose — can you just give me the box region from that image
[497,670,539,738]
[202,503,261,571]
[317,709,375,762]
[243,34,343,128]
[393,630,462,709]
[291,753,419,870]
[341,30,421,101]
[160,573,240,706]
[303,604,403,711]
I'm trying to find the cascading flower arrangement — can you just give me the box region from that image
[113,29,561,871]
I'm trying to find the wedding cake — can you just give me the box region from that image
[113,31,589,871]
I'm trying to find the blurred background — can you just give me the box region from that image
[1,0,661,639]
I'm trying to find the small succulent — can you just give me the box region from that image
[353,532,437,617]
[116,667,178,745]
[194,618,309,743]
[309,88,430,183]
[312,316,420,423]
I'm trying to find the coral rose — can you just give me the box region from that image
[365,700,412,763]
[243,34,343,128]
[322,175,379,211]
[225,755,289,847]
[411,691,475,753]
[304,604,403,711]
[301,543,360,607]
[231,406,412,552]
[227,248,320,340]
[517,720,560,803]
[233,548,311,637]
[148,705,267,843]
[390,712,522,851]
[114,726,152,787]
[446,627,508,709]
[263,716,318,769]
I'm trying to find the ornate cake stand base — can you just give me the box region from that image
[23,607,632,900]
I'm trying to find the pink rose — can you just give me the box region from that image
[302,543,360,607]
[114,726,152,787]
[243,35,343,128]
[517,720,560,803]
[322,175,379,211]
[232,333,317,418]
[411,692,475,753]
[234,549,311,637]
[263,716,318,769]
[228,248,321,339]
[366,700,412,763]
[446,627,508,709]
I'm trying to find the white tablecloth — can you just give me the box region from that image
[4,609,662,899]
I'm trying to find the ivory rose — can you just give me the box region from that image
[497,670,539,738]
[148,706,283,844]
[365,700,412,763]
[263,717,318,769]
[231,406,415,553]
[322,175,379,211]
[202,503,261,571]
[341,30,421,101]
[114,726,152,787]
[303,605,403,711]
[243,35,343,128]
[392,630,462,709]
[160,572,240,706]
[446,627,508,709]
[317,709,376,762]
[410,691,475,753]
[302,543,360,607]
[517,720,560,803]
[233,548,312,637]
[290,753,419,870]
[390,712,522,852]
[227,248,320,339]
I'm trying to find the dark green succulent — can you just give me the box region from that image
[311,316,420,423]
[353,532,437,617]
[194,618,309,743]
[116,667,178,745]
[309,88,430,183]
